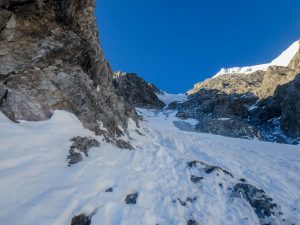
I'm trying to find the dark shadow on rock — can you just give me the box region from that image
[173,82,300,144]
[187,160,234,178]
[71,214,91,225]
[115,139,133,150]
[125,192,138,204]
[187,219,198,225]
[232,183,284,225]
[190,175,203,183]
[105,187,113,192]
[113,72,166,109]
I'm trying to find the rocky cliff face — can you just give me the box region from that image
[113,72,166,109]
[170,90,260,139]
[189,40,300,97]
[174,40,300,143]
[188,65,298,100]
[245,74,300,143]
[271,74,300,137]
[0,0,137,137]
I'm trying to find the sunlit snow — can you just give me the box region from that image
[0,107,299,225]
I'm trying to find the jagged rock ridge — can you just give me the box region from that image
[113,71,166,109]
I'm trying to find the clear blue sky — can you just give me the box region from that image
[96,0,300,93]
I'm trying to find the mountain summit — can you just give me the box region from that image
[189,39,300,94]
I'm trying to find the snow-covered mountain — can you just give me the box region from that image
[213,40,299,78]
[178,39,300,144]
[1,107,299,225]
[1,1,300,225]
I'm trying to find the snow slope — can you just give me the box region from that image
[0,108,299,225]
[157,92,187,105]
[213,40,299,78]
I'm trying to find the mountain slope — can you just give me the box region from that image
[0,108,299,225]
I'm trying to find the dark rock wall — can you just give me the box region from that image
[272,74,300,137]
[113,72,166,109]
[0,0,137,136]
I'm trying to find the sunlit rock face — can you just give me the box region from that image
[178,40,300,143]
[0,0,137,136]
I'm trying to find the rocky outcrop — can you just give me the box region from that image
[272,74,300,137]
[174,85,300,143]
[254,66,296,99]
[180,40,300,143]
[188,70,265,96]
[68,136,100,165]
[0,0,137,136]
[71,214,91,225]
[172,89,261,139]
[113,72,166,109]
[125,192,138,204]
[187,159,291,225]
[188,66,298,100]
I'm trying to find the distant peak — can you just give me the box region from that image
[213,39,300,78]
[270,40,300,66]
[187,39,300,95]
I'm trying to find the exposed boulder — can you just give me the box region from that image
[0,0,137,137]
[113,72,166,109]
[125,192,138,204]
[70,137,100,156]
[71,214,91,225]
[105,187,113,192]
[68,136,100,165]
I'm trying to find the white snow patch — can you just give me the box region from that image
[218,117,231,121]
[271,40,300,66]
[157,92,188,105]
[0,110,299,225]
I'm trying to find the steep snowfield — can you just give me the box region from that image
[157,92,187,105]
[0,108,299,225]
[213,40,299,78]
